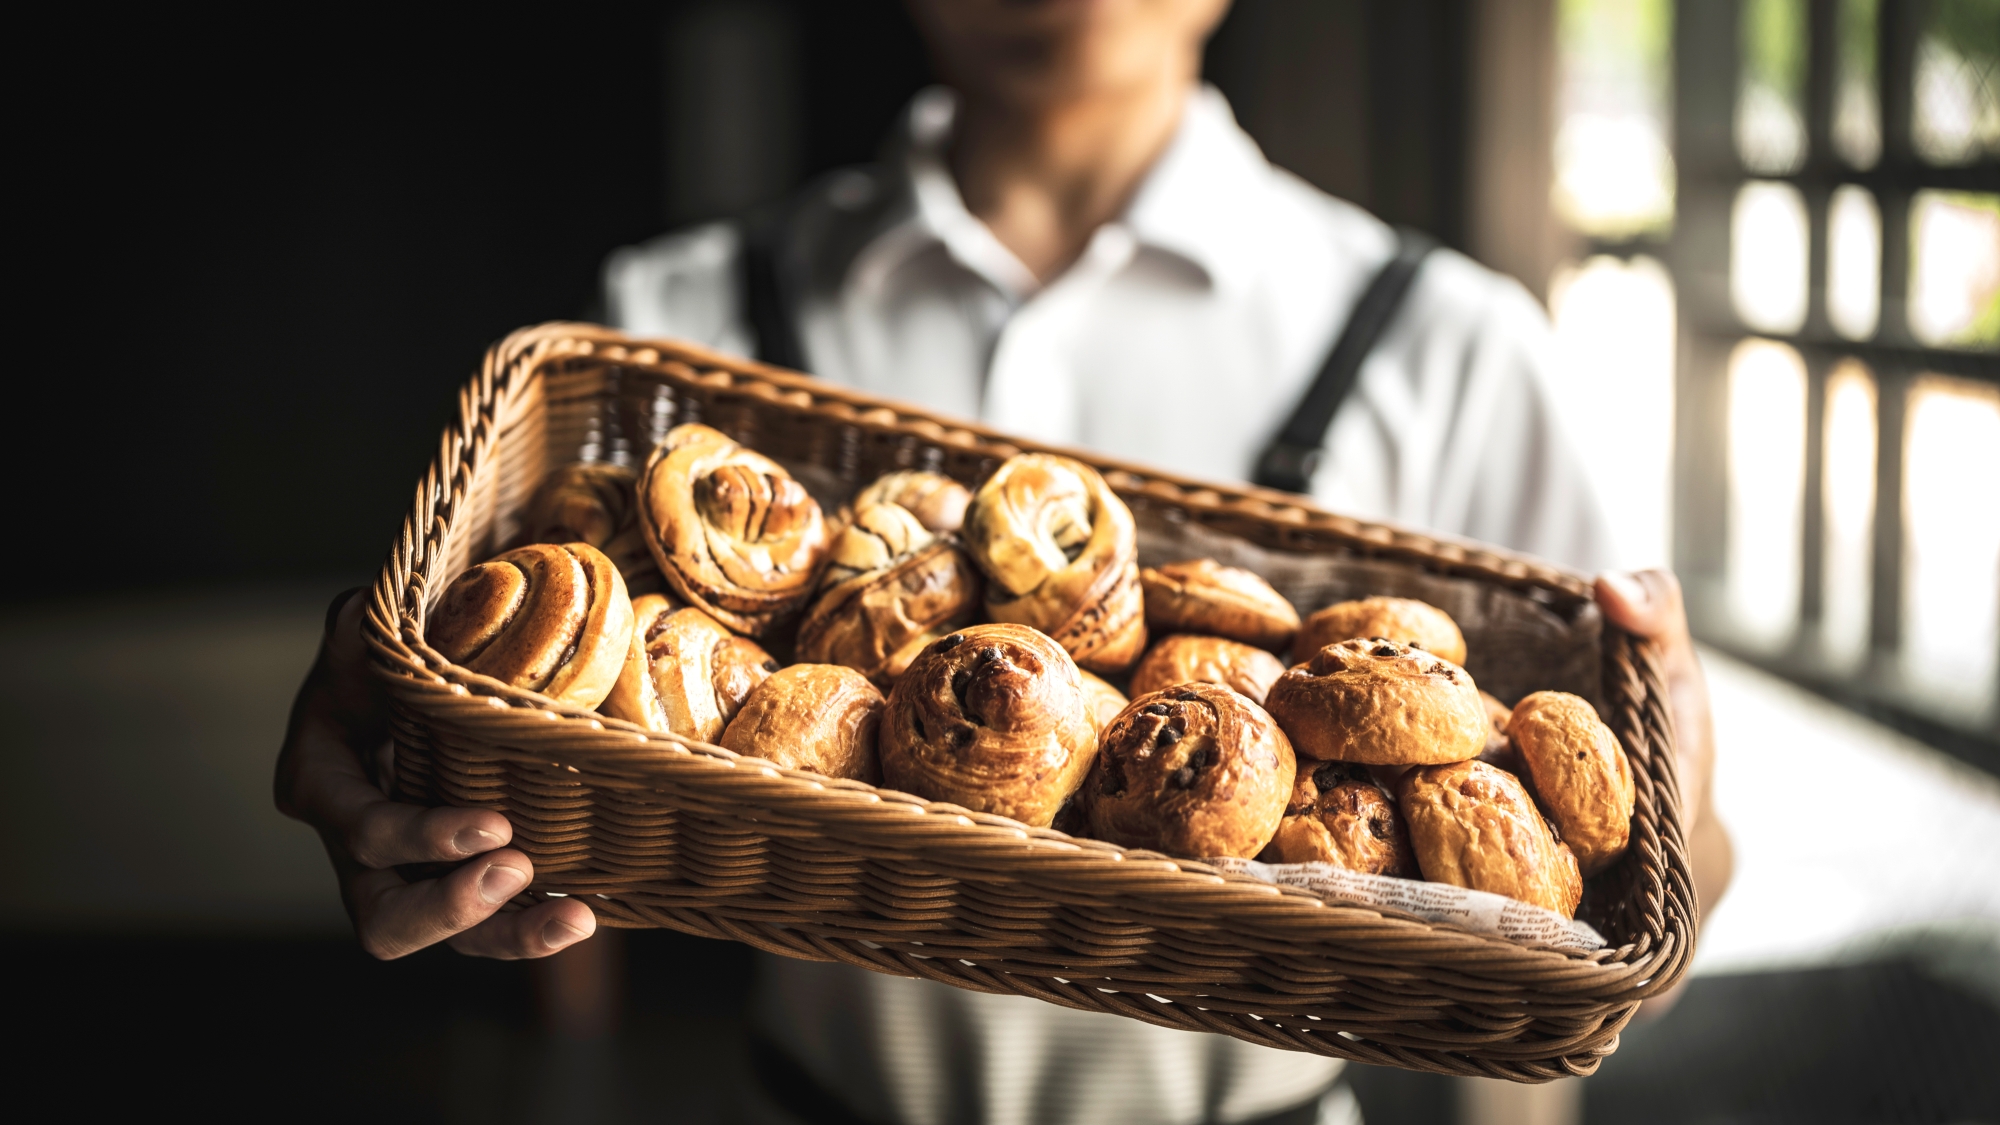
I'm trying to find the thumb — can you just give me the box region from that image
[1595,569,1688,644]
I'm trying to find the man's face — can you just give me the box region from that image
[906,0,1232,106]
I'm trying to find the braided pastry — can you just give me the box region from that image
[964,454,1145,673]
[1127,634,1287,705]
[795,485,982,685]
[879,623,1097,827]
[720,664,884,783]
[1295,596,1466,666]
[1083,683,1295,859]
[852,470,972,533]
[1264,638,1487,765]
[638,423,830,636]
[1140,560,1299,651]
[1262,760,1416,875]
[519,462,662,594]
[426,542,634,708]
[602,594,779,741]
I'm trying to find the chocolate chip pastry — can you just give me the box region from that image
[601,594,779,741]
[879,623,1098,827]
[852,470,972,533]
[1084,682,1295,859]
[638,423,830,636]
[964,454,1146,674]
[795,481,983,685]
[426,542,635,709]
[1139,559,1300,651]
[1295,596,1467,666]
[1262,760,1416,876]
[519,461,662,594]
[720,664,884,783]
[1507,691,1635,876]
[1078,670,1129,733]
[1127,633,1288,705]
[1264,638,1488,765]
[1397,759,1583,917]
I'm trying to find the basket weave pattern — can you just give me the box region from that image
[365,324,1695,1081]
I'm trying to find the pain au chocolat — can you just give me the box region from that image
[879,623,1097,827]
[964,454,1146,674]
[519,461,662,594]
[720,664,884,783]
[1263,760,1416,876]
[1127,634,1287,706]
[1264,638,1488,765]
[1397,760,1583,917]
[1084,682,1295,860]
[426,542,634,709]
[1295,596,1467,666]
[638,423,829,636]
[1507,691,1635,876]
[602,594,779,742]
[1139,559,1300,651]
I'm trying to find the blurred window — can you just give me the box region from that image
[1726,339,1811,648]
[1908,190,2000,348]
[1913,0,2000,165]
[1819,361,1878,669]
[1900,375,2000,719]
[1827,185,1883,339]
[1740,0,1810,173]
[1835,0,1884,167]
[1733,181,1812,332]
[1554,0,1677,238]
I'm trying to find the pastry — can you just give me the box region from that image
[853,470,972,533]
[879,623,1097,827]
[795,486,982,685]
[638,423,830,635]
[1477,690,1518,769]
[519,461,662,593]
[1127,634,1287,705]
[1397,760,1582,917]
[1263,638,1487,765]
[1508,691,1635,876]
[1084,683,1294,859]
[1295,596,1467,666]
[1078,670,1129,733]
[426,542,634,708]
[720,664,884,783]
[1139,559,1300,651]
[1262,760,1416,876]
[602,595,779,741]
[964,454,1146,673]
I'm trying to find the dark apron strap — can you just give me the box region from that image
[740,202,807,371]
[1251,227,1436,493]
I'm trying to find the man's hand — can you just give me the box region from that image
[275,589,596,960]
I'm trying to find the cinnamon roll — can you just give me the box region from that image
[879,623,1097,827]
[1507,691,1635,876]
[720,664,884,783]
[601,595,779,742]
[964,454,1146,674]
[638,423,830,636]
[1140,560,1300,651]
[795,488,982,685]
[1295,596,1467,667]
[426,542,634,709]
[1262,760,1415,876]
[853,470,972,533]
[519,461,661,593]
[1398,759,1583,917]
[1263,638,1487,765]
[1127,634,1287,705]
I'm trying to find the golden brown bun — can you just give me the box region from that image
[1263,760,1416,876]
[1084,683,1294,859]
[519,462,663,594]
[1128,634,1287,705]
[601,596,778,741]
[427,542,634,708]
[879,623,1097,827]
[1264,638,1488,765]
[1508,691,1635,876]
[1078,670,1129,733]
[796,489,982,685]
[1476,690,1519,769]
[1296,597,1467,666]
[720,664,883,783]
[853,471,972,533]
[1140,559,1300,651]
[1398,760,1582,917]
[638,423,829,636]
[965,454,1146,673]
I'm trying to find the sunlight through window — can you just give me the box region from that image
[1827,186,1882,340]
[1727,340,1809,648]
[1908,191,2000,349]
[1820,363,1877,668]
[1900,377,2000,720]
[1733,182,1811,333]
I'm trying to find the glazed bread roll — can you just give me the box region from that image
[1508,691,1635,876]
[602,595,779,741]
[426,542,634,708]
[1085,683,1295,859]
[1296,596,1467,666]
[795,488,982,685]
[964,454,1146,674]
[1264,638,1487,765]
[1128,634,1287,705]
[1139,559,1300,651]
[1263,760,1416,876]
[638,423,830,635]
[720,664,884,783]
[853,470,972,533]
[1477,690,1519,769]
[1397,760,1582,917]
[879,623,1097,827]
[520,461,661,593]
[1078,670,1129,733]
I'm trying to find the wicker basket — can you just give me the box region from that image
[364,323,1694,1081]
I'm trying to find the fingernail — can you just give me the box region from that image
[542,918,588,951]
[452,827,503,856]
[1602,571,1647,608]
[478,863,529,904]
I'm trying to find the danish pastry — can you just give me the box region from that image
[1085,683,1294,859]
[1262,760,1416,876]
[853,470,972,533]
[1263,638,1487,765]
[796,490,983,684]
[519,461,661,593]
[720,664,884,783]
[638,423,830,636]
[601,595,779,741]
[1127,634,1287,705]
[1078,670,1129,733]
[1507,691,1635,876]
[1139,560,1300,651]
[879,623,1097,827]
[965,454,1146,674]
[1295,596,1467,666]
[1398,759,1582,917]
[426,542,634,708]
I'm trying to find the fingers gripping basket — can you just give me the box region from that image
[364,323,1695,1081]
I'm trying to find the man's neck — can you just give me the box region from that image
[950,73,1191,284]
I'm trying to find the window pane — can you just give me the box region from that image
[1733,181,1811,333]
[1901,376,2000,722]
[1827,185,1882,340]
[1834,0,1883,168]
[1553,0,1676,237]
[1908,190,2000,349]
[1727,339,1808,649]
[1820,362,1876,669]
[1738,0,1808,173]
[1914,0,2000,165]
